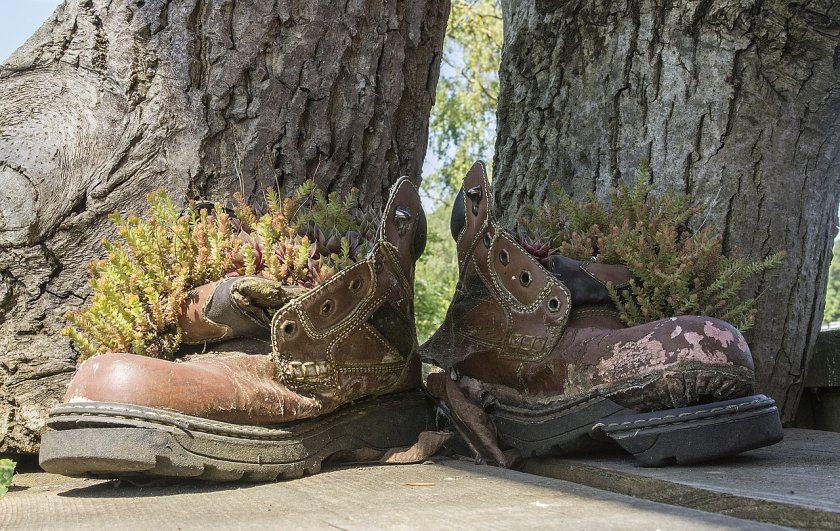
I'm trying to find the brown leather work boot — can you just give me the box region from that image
[420,162,783,466]
[39,178,432,481]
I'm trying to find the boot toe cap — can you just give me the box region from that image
[658,315,753,370]
[62,351,320,424]
[596,315,754,375]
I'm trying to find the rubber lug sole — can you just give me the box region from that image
[596,394,783,465]
[492,393,782,466]
[39,391,432,482]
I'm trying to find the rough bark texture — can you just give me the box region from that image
[494,0,840,420]
[0,0,449,453]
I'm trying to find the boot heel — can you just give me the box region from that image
[595,394,783,466]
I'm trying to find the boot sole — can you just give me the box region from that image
[39,391,432,482]
[493,394,783,466]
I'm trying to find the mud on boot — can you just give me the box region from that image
[420,162,782,467]
[40,178,433,482]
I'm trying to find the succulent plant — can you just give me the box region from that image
[63,184,381,360]
[520,233,556,264]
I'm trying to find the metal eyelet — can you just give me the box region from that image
[483,231,492,248]
[321,299,334,316]
[282,321,297,335]
[349,278,363,291]
[548,297,561,312]
[519,271,532,287]
[465,185,483,216]
[499,249,510,265]
[395,207,412,221]
[394,207,412,236]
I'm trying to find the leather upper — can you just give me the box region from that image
[420,162,756,407]
[425,162,572,368]
[271,178,423,404]
[64,178,425,424]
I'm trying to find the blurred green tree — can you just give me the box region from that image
[424,0,502,201]
[416,0,502,342]
[415,200,459,342]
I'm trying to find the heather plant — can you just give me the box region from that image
[525,165,784,330]
[63,185,376,361]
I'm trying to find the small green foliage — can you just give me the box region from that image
[416,0,501,340]
[0,459,15,497]
[526,165,784,330]
[63,186,376,361]
[415,201,459,343]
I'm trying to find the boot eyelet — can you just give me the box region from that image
[483,231,492,248]
[395,207,412,221]
[499,249,510,265]
[349,278,363,291]
[321,299,334,315]
[519,271,532,287]
[465,185,483,216]
[282,321,297,335]
[548,297,561,312]
[394,207,413,236]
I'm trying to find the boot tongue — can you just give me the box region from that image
[413,205,427,260]
[378,178,424,276]
[450,189,466,240]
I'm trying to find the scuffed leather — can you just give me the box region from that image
[546,255,631,307]
[425,371,513,467]
[64,178,425,426]
[179,277,304,344]
[271,178,423,411]
[424,162,572,370]
[420,161,756,408]
[64,340,323,424]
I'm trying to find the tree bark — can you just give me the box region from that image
[0,0,449,453]
[494,0,840,420]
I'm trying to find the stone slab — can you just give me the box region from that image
[2,458,783,530]
[522,428,840,529]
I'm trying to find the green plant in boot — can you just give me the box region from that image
[63,185,378,361]
[524,164,784,330]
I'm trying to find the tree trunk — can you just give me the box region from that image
[494,0,840,420]
[0,0,449,453]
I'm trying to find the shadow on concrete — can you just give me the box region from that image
[55,461,375,498]
[57,477,263,498]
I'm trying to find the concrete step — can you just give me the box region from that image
[522,428,840,529]
[4,458,784,530]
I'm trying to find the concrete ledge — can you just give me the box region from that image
[3,458,783,530]
[521,429,840,529]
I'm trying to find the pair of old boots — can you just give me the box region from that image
[39,163,782,481]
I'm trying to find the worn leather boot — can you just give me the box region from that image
[39,178,432,481]
[421,162,783,466]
